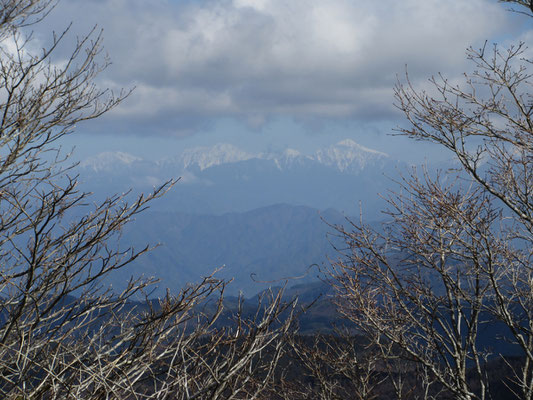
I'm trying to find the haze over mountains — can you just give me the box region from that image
[113,204,344,296]
[77,139,408,295]
[81,138,390,173]
[79,139,402,217]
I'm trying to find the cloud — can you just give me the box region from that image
[42,0,520,136]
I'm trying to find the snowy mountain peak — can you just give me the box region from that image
[181,143,255,170]
[315,140,388,172]
[337,138,358,147]
[178,140,388,173]
[269,148,312,170]
[80,151,143,172]
[335,139,388,156]
[282,148,301,157]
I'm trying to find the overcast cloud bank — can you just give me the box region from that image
[41,0,524,137]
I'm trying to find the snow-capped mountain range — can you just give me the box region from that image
[79,151,143,172]
[180,143,256,171]
[80,139,389,173]
[315,139,388,172]
[76,139,399,216]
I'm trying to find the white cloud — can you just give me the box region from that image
[41,0,525,135]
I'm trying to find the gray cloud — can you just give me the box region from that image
[41,0,521,135]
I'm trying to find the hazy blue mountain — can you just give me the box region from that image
[105,204,348,297]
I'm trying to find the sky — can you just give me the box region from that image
[34,0,533,162]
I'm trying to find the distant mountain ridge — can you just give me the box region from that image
[180,143,255,171]
[79,151,143,172]
[111,203,346,297]
[80,139,389,174]
[76,139,402,216]
[315,139,388,172]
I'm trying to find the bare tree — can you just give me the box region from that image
[330,173,504,399]
[282,332,384,400]
[498,0,533,16]
[0,1,297,399]
[328,3,533,400]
